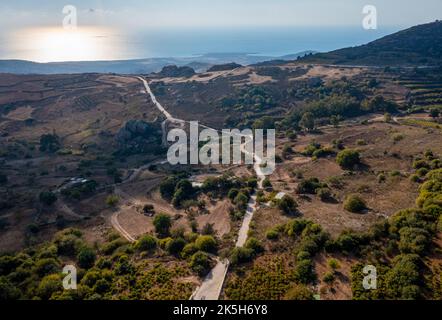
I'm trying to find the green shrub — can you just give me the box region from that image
[245,237,264,254]
[77,247,96,269]
[336,149,361,169]
[34,258,60,277]
[105,195,119,207]
[323,272,336,284]
[284,285,314,300]
[317,188,332,201]
[37,274,62,299]
[166,238,186,256]
[266,229,279,240]
[190,252,212,276]
[328,259,341,270]
[344,195,367,213]
[294,259,316,284]
[277,195,298,215]
[153,214,172,238]
[195,235,217,253]
[230,247,254,265]
[39,191,57,206]
[134,235,157,252]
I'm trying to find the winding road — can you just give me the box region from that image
[135,76,266,300]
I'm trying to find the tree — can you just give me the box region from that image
[166,238,186,256]
[294,259,316,284]
[336,149,361,169]
[135,235,157,252]
[190,252,212,276]
[330,115,341,128]
[195,235,217,253]
[430,108,440,119]
[230,247,254,265]
[245,237,264,254]
[153,214,172,238]
[39,191,57,206]
[37,274,62,300]
[0,277,21,300]
[105,195,119,207]
[160,177,177,200]
[277,195,298,215]
[77,247,96,269]
[300,112,315,131]
[344,195,367,213]
[39,133,61,153]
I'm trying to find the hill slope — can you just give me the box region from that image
[300,20,442,66]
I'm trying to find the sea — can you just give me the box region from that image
[0,26,402,62]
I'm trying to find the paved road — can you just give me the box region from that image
[191,259,230,300]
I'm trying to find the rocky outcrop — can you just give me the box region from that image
[157,65,195,78]
[207,63,242,72]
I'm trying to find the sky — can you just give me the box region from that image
[0,1,440,62]
[1,0,441,30]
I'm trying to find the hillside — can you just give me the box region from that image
[300,21,442,66]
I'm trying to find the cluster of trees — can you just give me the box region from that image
[39,133,61,153]
[159,174,196,208]
[61,180,98,200]
[302,142,334,159]
[0,227,207,300]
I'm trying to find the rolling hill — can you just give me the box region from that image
[300,20,442,66]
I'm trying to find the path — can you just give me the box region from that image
[134,76,265,300]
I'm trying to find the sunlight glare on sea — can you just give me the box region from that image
[7,27,125,63]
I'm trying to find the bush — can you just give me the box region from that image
[166,238,186,256]
[323,272,336,284]
[230,247,254,265]
[39,191,57,206]
[336,149,361,169]
[105,195,119,207]
[317,188,332,201]
[266,229,279,240]
[153,214,172,238]
[77,247,96,269]
[284,285,314,300]
[0,277,21,300]
[34,258,60,277]
[277,195,298,215]
[297,178,325,194]
[195,235,217,253]
[294,259,316,284]
[190,252,212,276]
[245,237,264,254]
[135,235,157,252]
[181,243,198,258]
[37,274,62,299]
[344,195,367,213]
[328,259,341,270]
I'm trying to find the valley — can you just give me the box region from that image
[0,21,442,301]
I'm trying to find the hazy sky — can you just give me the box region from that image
[1,0,441,30]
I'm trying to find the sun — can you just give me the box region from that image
[22,27,116,63]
